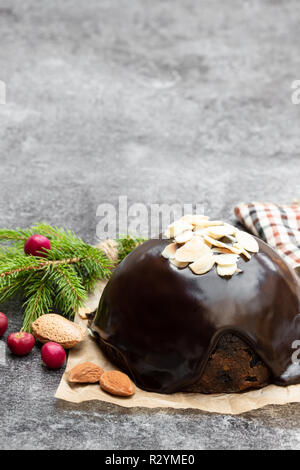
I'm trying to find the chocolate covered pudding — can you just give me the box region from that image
[91,216,300,394]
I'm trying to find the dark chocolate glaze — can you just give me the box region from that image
[91,237,300,393]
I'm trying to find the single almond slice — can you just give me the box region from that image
[100,371,135,397]
[68,362,104,384]
[203,235,240,254]
[193,228,210,236]
[163,228,171,239]
[235,231,259,253]
[170,258,189,269]
[169,221,194,238]
[217,263,237,277]
[212,247,234,255]
[221,234,236,243]
[180,214,209,225]
[161,242,178,259]
[175,230,194,244]
[175,237,208,263]
[214,254,240,265]
[207,225,236,240]
[233,243,251,260]
[78,307,92,320]
[224,223,238,236]
[204,239,213,248]
[189,252,215,275]
[194,220,223,229]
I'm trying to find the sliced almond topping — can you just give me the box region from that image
[161,242,178,259]
[217,264,237,277]
[203,235,241,254]
[175,230,194,244]
[207,225,236,239]
[175,237,208,263]
[189,252,215,275]
[233,243,251,260]
[170,258,189,268]
[162,216,258,277]
[214,254,239,265]
[235,231,259,253]
[169,221,194,238]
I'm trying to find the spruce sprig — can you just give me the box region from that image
[0,224,146,331]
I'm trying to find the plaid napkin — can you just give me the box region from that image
[234,201,300,269]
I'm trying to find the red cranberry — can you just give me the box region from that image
[24,234,51,258]
[41,342,66,369]
[0,313,8,337]
[7,332,35,356]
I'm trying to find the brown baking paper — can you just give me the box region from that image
[55,242,300,415]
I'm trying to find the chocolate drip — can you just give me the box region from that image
[91,238,300,393]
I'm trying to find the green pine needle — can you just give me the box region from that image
[0,224,146,331]
[117,234,146,263]
[22,272,54,332]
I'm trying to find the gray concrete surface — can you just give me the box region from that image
[0,0,300,450]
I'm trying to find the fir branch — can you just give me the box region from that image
[0,256,83,278]
[0,223,147,331]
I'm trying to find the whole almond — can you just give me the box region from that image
[68,362,104,384]
[100,371,135,397]
[32,314,86,349]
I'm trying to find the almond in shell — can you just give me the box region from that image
[32,314,86,349]
[68,362,104,384]
[100,370,135,397]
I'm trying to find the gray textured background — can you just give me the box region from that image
[0,0,300,450]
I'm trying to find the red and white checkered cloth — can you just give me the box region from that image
[234,202,300,269]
